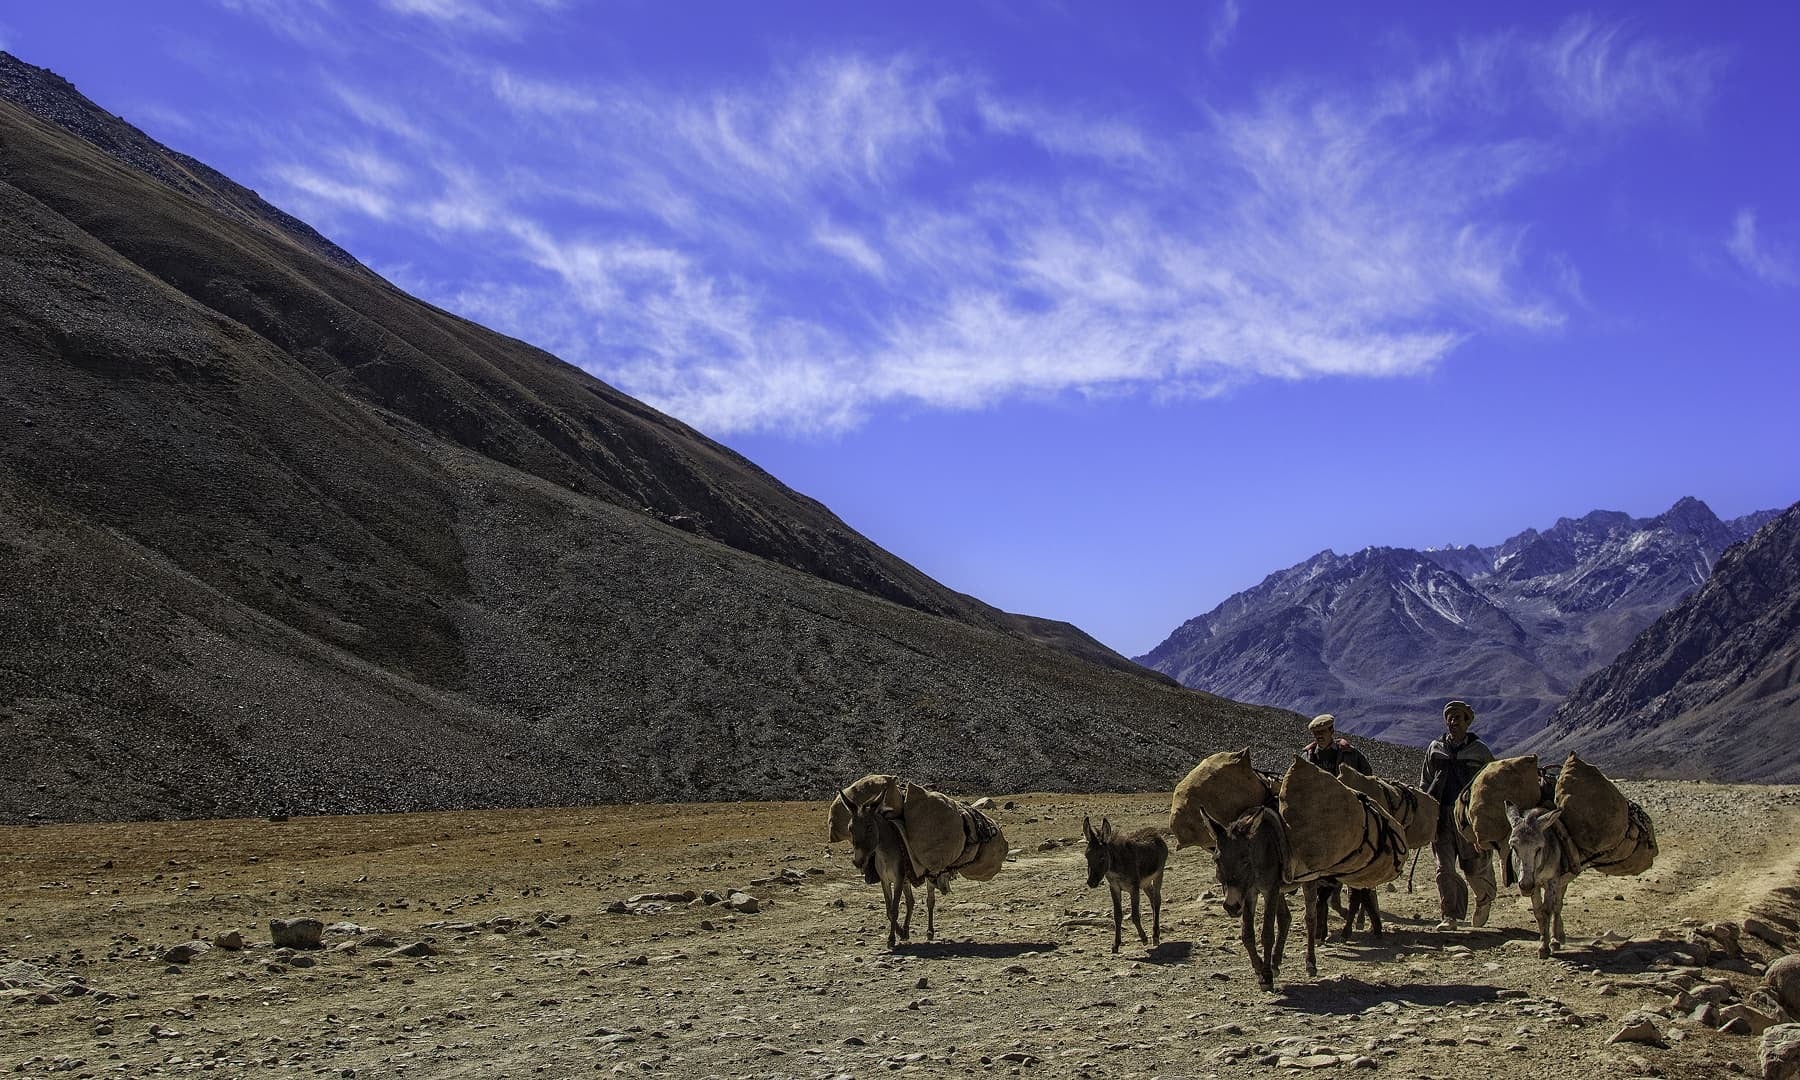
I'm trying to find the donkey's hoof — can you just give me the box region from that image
[1537,945,1551,959]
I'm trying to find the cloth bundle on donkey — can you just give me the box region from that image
[1336,765,1439,853]
[1456,755,1551,851]
[1554,753,1657,876]
[1168,748,1275,850]
[1280,756,1407,889]
[828,775,1007,883]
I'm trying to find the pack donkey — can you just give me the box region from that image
[1202,806,1291,989]
[839,788,920,949]
[1505,801,1577,958]
[1082,816,1168,953]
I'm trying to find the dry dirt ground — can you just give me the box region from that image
[5,780,1800,1079]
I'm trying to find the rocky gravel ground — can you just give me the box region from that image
[5,781,1800,1079]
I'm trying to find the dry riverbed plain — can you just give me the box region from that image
[5,780,1800,1079]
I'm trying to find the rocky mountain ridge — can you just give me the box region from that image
[1138,496,1779,750]
[1520,501,1800,781]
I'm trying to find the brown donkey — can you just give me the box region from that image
[840,789,917,949]
[1082,816,1169,953]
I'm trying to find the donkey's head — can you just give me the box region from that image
[841,789,889,885]
[1082,815,1113,888]
[1505,800,1563,892]
[1201,809,1252,916]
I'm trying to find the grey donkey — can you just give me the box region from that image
[1202,806,1293,989]
[1506,800,1578,959]
[1082,815,1168,953]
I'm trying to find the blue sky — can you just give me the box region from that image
[6,2,1797,656]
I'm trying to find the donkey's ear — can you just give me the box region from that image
[839,788,854,809]
[1504,800,1524,827]
[1538,807,1563,829]
[1099,816,1112,837]
[1082,815,1095,841]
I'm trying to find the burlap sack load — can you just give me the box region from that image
[1555,753,1657,876]
[1337,765,1439,853]
[831,775,1009,882]
[827,773,902,842]
[1462,755,1547,850]
[1280,756,1407,889]
[952,806,1007,881]
[1168,748,1275,850]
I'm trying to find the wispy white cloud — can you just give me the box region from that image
[214,0,339,46]
[381,0,561,36]
[1727,208,1798,287]
[1208,0,1240,58]
[1530,16,1724,128]
[243,14,1723,434]
[491,67,600,114]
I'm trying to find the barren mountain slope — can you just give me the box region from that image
[1521,501,1800,781]
[1,57,1351,823]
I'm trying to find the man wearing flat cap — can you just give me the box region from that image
[1301,713,1373,776]
[1419,699,1495,931]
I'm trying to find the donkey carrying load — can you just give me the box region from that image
[1504,752,1658,958]
[1081,816,1169,953]
[830,775,1007,949]
[1279,756,1409,977]
[1201,804,1292,990]
[1174,751,1403,987]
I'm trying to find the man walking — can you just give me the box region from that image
[1300,713,1373,776]
[1418,700,1496,931]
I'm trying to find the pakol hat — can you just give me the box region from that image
[1442,700,1475,722]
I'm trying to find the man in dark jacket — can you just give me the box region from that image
[1300,714,1373,776]
[1419,699,1496,931]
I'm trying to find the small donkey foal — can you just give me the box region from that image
[1083,815,1169,953]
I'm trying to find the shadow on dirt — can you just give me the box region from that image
[1274,976,1506,1014]
[1315,924,1538,963]
[899,940,1060,959]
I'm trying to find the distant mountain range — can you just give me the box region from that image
[2,52,1381,823]
[1136,497,1781,750]
[1520,503,1800,782]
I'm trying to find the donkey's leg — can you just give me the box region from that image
[1547,875,1568,949]
[924,878,936,942]
[1531,884,1552,959]
[1148,872,1163,947]
[1272,890,1291,975]
[882,877,900,949]
[1259,890,1280,989]
[898,879,913,940]
[1110,885,1125,954]
[1302,885,1319,977]
[1365,889,1383,938]
[1242,894,1270,990]
[1130,887,1147,944]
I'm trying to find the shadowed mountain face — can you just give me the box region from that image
[1,53,1381,823]
[1519,502,1800,782]
[1136,498,1779,751]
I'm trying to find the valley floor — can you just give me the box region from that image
[4,781,1800,1078]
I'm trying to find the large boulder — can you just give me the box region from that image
[269,918,324,950]
[1762,1024,1800,1080]
[1768,954,1800,1021]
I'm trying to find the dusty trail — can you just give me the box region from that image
[4,781,1799,1078]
